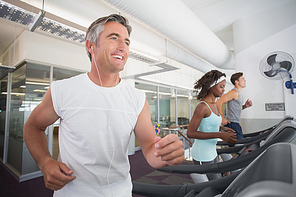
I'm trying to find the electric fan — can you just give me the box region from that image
[259,51,295,94]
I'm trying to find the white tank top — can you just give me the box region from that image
[51,73,145,197]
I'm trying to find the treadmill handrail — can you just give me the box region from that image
[217,115,294,145]
[132,171,240,197]
[158,120,296,174]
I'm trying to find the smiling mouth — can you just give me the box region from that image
[112,55,123,60]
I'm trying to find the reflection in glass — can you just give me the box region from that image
[7,64,27,173]
[53,67,82,81]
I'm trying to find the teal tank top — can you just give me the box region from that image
[191,101,222,161]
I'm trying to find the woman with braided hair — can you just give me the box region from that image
[187,70,237,180]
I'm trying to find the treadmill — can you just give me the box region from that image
[133,143,296,197]
[132,120,296,196]
[217,115,294,146]
[185,142,296,197]
[158,119,296,175]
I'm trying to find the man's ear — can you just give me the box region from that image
[85,40,92,54]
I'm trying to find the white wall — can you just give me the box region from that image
[233,2,296,133]
[25,31,90,72]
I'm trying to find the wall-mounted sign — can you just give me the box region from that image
[265,103,285,111]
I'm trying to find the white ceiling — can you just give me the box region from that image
[182,0,295,50]
[0,0,294,68]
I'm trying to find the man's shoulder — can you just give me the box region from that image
[120,80,145,99]
[228,89,239,100]
[52,73,85,85]
[51,73,86,93]
[121,80,143,92]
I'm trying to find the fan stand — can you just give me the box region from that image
[281,70,295,94]
[285,80,295,94]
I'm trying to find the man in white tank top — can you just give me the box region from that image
[23,14,185,196]
[216,72,252,140]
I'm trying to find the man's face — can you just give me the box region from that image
[94,21,130,73]
[237,76,246,88]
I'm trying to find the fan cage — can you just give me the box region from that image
[259,51,295,80]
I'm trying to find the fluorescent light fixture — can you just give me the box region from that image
[0,2,85,43]
[22,101,42,104]
[26,81,50,86]
[2,92,25,96]
[129,50,159,64]
[33,89,47,92]
[29,10,46,32]
[0,65,15,79]
[142,90,157,94]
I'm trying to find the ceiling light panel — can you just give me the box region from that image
[0,1,85,43]
[0,1,33,26]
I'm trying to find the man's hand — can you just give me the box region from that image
[40,158,76,191]
[221,118,230,125]
[154,134,184,166]
[243,99,252,109]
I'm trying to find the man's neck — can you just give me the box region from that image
[88,71,120,87]
[234,85,243,92]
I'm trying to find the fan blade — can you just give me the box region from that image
[280,61,292,71]
[267,54,277,65]
[264,69,278,77]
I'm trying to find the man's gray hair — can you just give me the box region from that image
[85,14,132,61]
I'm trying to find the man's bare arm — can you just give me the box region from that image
[134,99,184,169]
[216,89,239,125]
[23,89,76,190]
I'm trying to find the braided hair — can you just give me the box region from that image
[193,70,226,100]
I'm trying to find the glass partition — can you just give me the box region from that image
[1,62,82,181]
[53,67,82,81]
[7,64,27,173]
[135,82,158,126]
[0,75,8,159]
[191,96,198,118]
[177,89,190,126]
[159,86,176,128]
[6,63,51,175]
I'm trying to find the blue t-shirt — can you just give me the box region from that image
[192,101,222,161]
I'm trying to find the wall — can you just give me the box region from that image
[25,31,90,72]
[233,1,296,133]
